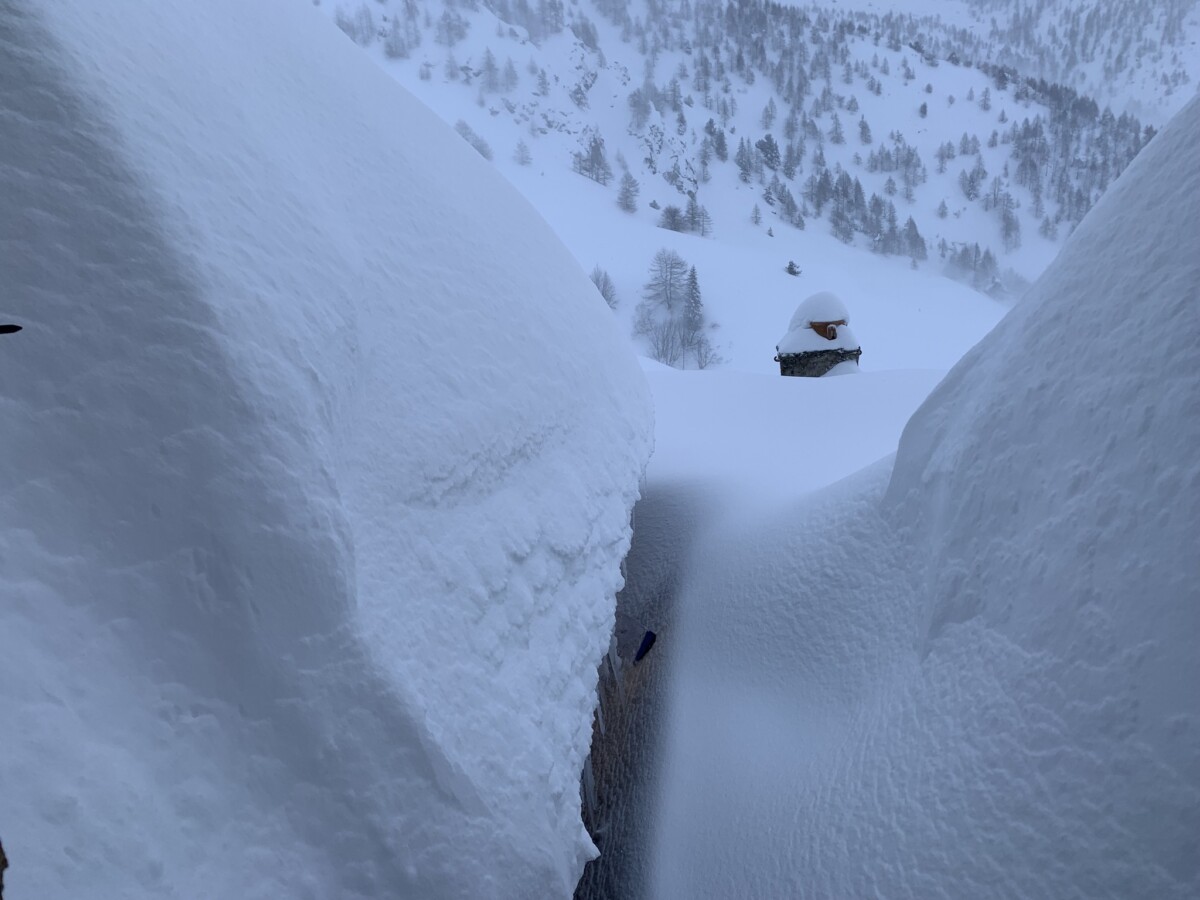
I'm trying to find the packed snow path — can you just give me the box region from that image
[575,483,724,900]
[571,361,949,897]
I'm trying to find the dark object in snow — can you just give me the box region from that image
[634,630,657,663]
[785,261,801,276]
[0,324,21,335]
[1,837,7,898]
[775,346,861,377]
[775,292,862,377]
[808,318,845,339]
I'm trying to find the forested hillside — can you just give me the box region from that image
[323,0,1192,365]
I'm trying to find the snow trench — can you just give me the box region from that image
[574,482,725,900]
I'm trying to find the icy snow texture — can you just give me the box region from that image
[776,291,860,354]
[0,2,651,898]
[656,95,1200,898]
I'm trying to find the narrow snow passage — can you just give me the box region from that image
[575,482,724,900]
[572,361,947,897]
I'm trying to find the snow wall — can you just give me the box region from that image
[655,94,1200,898]
[0,2,652,897]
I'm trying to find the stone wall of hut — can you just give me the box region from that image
[775,347,861,377]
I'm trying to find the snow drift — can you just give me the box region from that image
[0,2,651,897]
[655,94,1200,898]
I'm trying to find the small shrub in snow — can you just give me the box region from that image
[572,134,612,185]
[590,266,618,309]
[334,3,376,46]
[658,205,686,232]
[617,172,640,212]
[454,120,493,160]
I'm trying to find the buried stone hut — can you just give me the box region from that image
[774,291,862,377]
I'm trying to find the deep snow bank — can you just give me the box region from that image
[886,89,1200,786]
[655,95,1200,898]
[0,2,651,897]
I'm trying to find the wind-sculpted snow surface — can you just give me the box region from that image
[0,2,651,897]
[655,94,1200,898]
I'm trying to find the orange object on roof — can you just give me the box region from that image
[809,319,847,340]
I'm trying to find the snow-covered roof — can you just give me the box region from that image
[776,291,859,353]
[776,322,860,354]
[786,291,851,333]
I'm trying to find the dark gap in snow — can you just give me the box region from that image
[575,483,722,900]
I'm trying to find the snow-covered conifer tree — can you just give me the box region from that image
[617,171,640,212]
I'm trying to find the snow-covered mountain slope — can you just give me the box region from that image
[652,92,1200,898]
[840,0,1200,124]
[0,2,651,898]
[321,0,1182,374]
[504,156,1009,375]
[325,0,1025,370]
